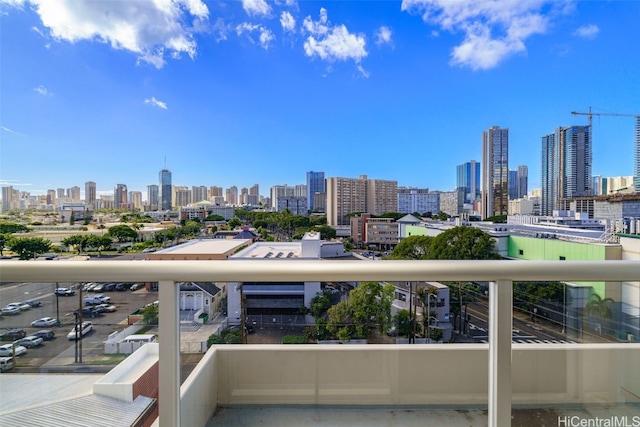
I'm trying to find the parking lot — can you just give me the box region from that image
[0,281,160,370]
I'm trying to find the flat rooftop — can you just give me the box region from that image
[152,239,252,256]
[232,242,303,259]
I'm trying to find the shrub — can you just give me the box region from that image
[282,335,309,344]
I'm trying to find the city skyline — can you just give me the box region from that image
[1,1,639,197]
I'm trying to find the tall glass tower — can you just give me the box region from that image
[159,169,172,210]
[634,116,640,193]
[306,171,325,212]
[456,161,480,205]
[481,126,509,218]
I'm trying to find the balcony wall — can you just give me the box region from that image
[178,343,640,426]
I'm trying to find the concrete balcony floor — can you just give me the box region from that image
[209,404,640,427]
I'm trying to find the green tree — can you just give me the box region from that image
[446,281,481,333]
[227,217,242,229]
[87,235,113,255]
[393,309,412,336]
[205,214,225,221]
[314,225,336,240]
[327,301,356,340]
[432,211,450,221]
[310,290,333,318]
[390,235,433,260]
[586,294,614,320]
[0,233,8,256]
[207,334,226,346]
[61,235,89,254]
[429,226,498,260]
[9,237,52,260]
[513,281,566,320]
[69,212,75,225]
[141,304,159,325]
[0,222,30,234]
[483,215,507,223]
[379,212,405,221]
[107,224,138,242]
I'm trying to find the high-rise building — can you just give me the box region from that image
[57,188,66,199]
[541,132,559,215]
[508,170,518,200]
[457,161,481,206]
[541,125,591,215]
[68,186,81,202]
[397,187,439,215]
[563,126,592,199]
[306,171,325,212]
[174,187,191,208]
[209,186,223,198]
[226,186,238,205]
[85,181,96,208]
[366,178,398,215]
[192,186,208,203]
[114,184,128,208]
[130,191,142,210]
[517,165,528,198]
[270,185,295,209]
[159,169,172,210]
[1,186,14,211]
[326,176,368,227]
[326,175,397,227]
[481,126,509,218]
[634,117,640,193]
[46,189,56,206]
[147,185,159,210]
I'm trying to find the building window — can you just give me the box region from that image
[559,256,566,260]
[519,250,524,255]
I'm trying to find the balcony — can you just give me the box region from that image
[1,259,639,427]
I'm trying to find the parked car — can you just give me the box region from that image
[103,283,117,292]
[22,300,42,308]
[115,283,129,291]
[31,317,57,327]
[83,294,111,305]
[74,307,101,318]
[0,356,13,372]
[92,283,105,292]
[0,344,27,357]
[130,283,143,291]
[0,329,27,341]
[1,305,21,315]
[32,330,55,340]
[67,321,93,340]
[95,303,116,313]
[54,288,75,296]
[16,336,43,348]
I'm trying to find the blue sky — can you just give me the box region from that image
[1,0,639,199]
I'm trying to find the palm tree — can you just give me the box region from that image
[585,294,614,335]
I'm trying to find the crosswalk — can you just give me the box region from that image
[475,338,577,344]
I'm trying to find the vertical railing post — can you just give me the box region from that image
[159,280,180,427]
[489,280,512,427]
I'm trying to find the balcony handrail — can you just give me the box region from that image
[1,259,638,283]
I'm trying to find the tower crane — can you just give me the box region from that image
[571,108,639,128]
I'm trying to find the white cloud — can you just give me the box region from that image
[34,85,51,96]
[236,23,274,49]
[242,0,270,17]
[375,25,393,46]
[10,0,209,69]
[401,0,556,70]
[144,97,168,110]
[302,8,367,67]
[573,24,599,39]
[280,11,296,32]
[1,126,25,136]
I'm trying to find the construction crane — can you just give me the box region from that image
[571,107,639,128]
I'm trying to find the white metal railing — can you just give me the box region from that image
[1,259,639,427]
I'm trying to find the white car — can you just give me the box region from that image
[16,336,43,348]
[31,317,58,327]
[0,344,27,357]
[1,305,21,315]
[67,321,93,340]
